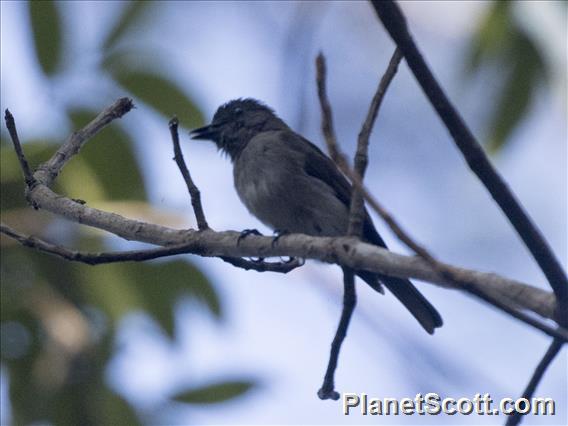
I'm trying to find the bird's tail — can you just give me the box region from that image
[358,271,443,334]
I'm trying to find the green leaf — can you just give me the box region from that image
[79,259,220,338]
[173,380,255,404]
[131,260,221,337]
[93,389,141,426]
[465,1,512,73]
[486,33,544,153]
[112,68,204,129]
[103,1,152,50]
[29,0,62,76]
[66,110,147,201]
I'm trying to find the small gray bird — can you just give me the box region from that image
[190,98,442,334]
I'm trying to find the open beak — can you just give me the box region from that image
[190,124,219,141]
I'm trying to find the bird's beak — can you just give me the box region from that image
[190,124,219,141]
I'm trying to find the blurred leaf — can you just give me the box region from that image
[1,140,56,210]
[1,140,55,183]
[96,389,141,426]
[103,1,152,50]
[465,1,513,73]
[64,110,146,201]
[173,380,255,404]
[80,259,220,338]
[465,1,548,153]
[111,68,204,129]
[487,34,543,153]
[29,0,62,76]
[133,259,221,337]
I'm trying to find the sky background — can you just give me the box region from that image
[1,1,566,425]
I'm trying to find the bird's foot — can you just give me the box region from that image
[237,228,263,246]
[271,229,290,248]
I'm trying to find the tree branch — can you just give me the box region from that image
[0,223,302,273]
[369,1,568,322]
[315,53,547,349]
[316,48,404,400]
[3,102,565,341]
[34,97,134,187]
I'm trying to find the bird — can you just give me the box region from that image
[190,98,442,334]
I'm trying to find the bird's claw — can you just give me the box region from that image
[271,229,289,248]
[237,228,263,246]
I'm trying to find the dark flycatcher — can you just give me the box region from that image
[191,98,442,334]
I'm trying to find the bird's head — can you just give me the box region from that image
[190,98,288,159]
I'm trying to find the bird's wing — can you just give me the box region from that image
[291,135,388,248]
[285,134,442,333]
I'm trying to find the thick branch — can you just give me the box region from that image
[370,1,568,319]
[11,183,566,341]
[0,223,301,273]
[34,98,133,187]
[4,102,564,340]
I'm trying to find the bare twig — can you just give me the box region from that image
[370,0,568,320]
[349,48,403,237]
[0,223,301,273]
[316,49,404,400]
[34,97,134,187]
[316,53,340,164]
[169,117,209,230]
[318,268,356,400]
[4,109,36,188]
[505,338,564,426]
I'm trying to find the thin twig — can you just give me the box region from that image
[348,48,403,237]
[316,53,340,164]
[370,0,568,321]
[4,109,36,188]
[0,223,301,273]
[505,338,564,426]
[34,97,134,187]
[317,49,403,399]
[315,53,360,399]
[169,117,209,230]
[318,268,356,400]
